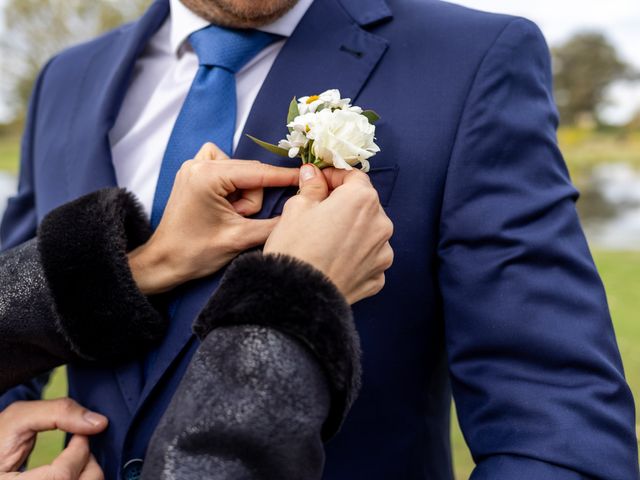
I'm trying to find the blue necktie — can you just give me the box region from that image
[150,25,279,229]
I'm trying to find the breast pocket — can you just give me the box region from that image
[268,163,400,216]
[368,164,399,207]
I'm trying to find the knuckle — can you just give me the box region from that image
[56,397,77,415]
[349,169,368,181]
[181,158,195,170]
[382,248,394,270]
[367,275,386,296]
[382,217,394,239]
[283,195,306,212]
[177,159,195,176]
[306,183,325,193]
[353,184,379,204]
[366,187,381,204]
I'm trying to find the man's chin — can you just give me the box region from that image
[181,0,299,28]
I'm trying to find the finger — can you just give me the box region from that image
[8,399,108,436]
[78,455,104,480]
[237,217,280,249]
[298,164,329,203]
[323,167,371,190]
[225,164,299,191]
[49,435,91,479]
[195,142,229,161]
[231,187,264,216]
[321,167,350,190]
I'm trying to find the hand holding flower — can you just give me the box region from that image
[128,143,299,295]
[264,164,394,304]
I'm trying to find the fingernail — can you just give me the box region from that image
[83,411,107,427]
[300,164,316,182]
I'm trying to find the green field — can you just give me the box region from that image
[1,132,638,477]
[0,136,19,174]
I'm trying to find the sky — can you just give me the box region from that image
[1,0,639,123]
[449,0,640,124]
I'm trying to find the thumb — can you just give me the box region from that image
[238,217,280,249]
[13,398,108,436]
[298,164,328,203]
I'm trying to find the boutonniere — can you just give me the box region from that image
[247,89,380,172]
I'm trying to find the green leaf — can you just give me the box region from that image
[287,97,299,126]
[362,110,381,124]
[246,135,291,158]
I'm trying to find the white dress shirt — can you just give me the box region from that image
[109,0,313,217]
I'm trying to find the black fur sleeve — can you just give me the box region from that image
[193,251,361,440]
[37,188,167,362]
[143,253,361,480]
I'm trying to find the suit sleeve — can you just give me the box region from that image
[438,19,638,480]
[0,61,53,409]
[142,253,361,480]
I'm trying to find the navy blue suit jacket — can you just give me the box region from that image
[1,0,637,478]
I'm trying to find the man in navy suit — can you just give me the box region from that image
[1,0,637,478]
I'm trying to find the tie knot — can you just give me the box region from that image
[189,25,279,73]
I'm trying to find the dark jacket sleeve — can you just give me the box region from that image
[142,252,361,480]
[0,188,167,393]
[0,59,52,409]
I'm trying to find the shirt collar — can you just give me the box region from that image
[169,0,314,55]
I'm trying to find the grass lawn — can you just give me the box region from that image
[26,368,68,469]
[0,136,19,174]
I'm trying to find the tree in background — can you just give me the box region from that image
[552,32,631,126]
[0,0,150,125]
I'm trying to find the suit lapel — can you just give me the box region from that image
[65,0,169,200]
[134,0,391,413]
[234,0,390,218]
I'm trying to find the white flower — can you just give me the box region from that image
[278,130,309,158]
[344,105,363,114]
[271,89,380,170]
[287,112,319,133]
[298,89,353,114]
[307,109,380,172]
[297,94,324,114]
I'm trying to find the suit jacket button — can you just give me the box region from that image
[122,458,144,480]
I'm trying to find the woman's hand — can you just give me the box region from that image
[0,398,107,479]
[129,143,299,294]
[264,164,394,304]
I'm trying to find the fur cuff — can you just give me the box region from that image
[193,251,361,440]
[38,188,167,362]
